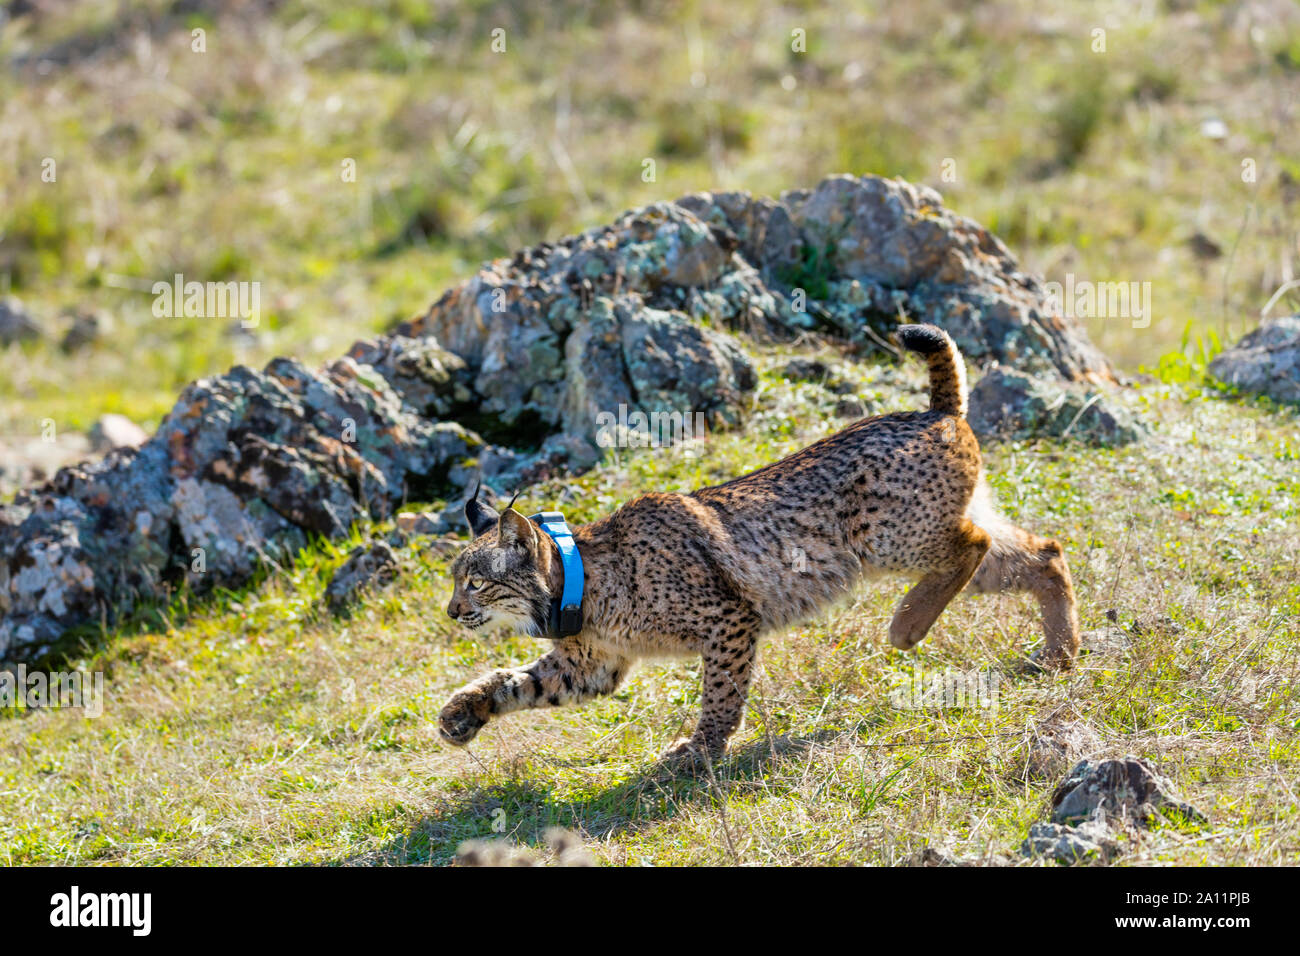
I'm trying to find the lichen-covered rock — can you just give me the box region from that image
[0,356,478,660]
[1050,757,1206,827]
[676,175,1113,382]
[324,541,399,613]
[1014,756,1203,863]
[1208,315,1300,405]
[406,202,763,443]
[1020,819,1120,863]
[408,175,1111,446]
[967,367,1144,446]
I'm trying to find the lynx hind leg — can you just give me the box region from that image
[889,520,992,651]
[663,615,760,766]
[966,521,1080,667]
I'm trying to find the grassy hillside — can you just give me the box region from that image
[3,0,1300,436]
[2,350,1296,865]
[2,0,1299,866]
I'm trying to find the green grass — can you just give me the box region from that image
[2,0,1299,867]
[2,344,1296,865]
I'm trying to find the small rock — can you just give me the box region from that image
[324,541,399,613]
[967,366,1145,446]
[1021,818,1119,863]
[0,431,93,500]
[535,432,602,475]
[416,535,467,558]
[1050,757,1206,828]
[780,358,832,382]
[59,308,110,352]
[834,396,868,419]
[1186,232,1223,261]
[1207,315,1300,405]
[394,510,449,537]
[87,414,148,453]
[0,297,41,346]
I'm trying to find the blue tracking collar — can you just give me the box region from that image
[529,511,584,638]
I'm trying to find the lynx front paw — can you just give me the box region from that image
[439,688,493,746]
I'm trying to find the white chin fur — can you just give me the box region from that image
[480,608,531,634]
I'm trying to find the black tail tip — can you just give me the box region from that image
[896,323,950,356]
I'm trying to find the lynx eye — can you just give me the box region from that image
[466,577,485,592]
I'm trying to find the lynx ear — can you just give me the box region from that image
[464,481,500,538]
[497,496,537,552]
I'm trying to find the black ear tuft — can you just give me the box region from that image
[465,483,500,538]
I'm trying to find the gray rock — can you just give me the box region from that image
[1050,757,1206,827]
[1208,315,1300,405]
[408,201,763,446]
[60,308,109,352]
[680,175,1113,381]
[87,414,148,453]
[834,397,868,419]
[0,297,41,346]
[0,354,478,661]
[968,366,1145,446]
[324,541,399,613]
[780,358,832,382]
[393,510,450,538]
[1021,819,1119,863]
[0,431,93,500]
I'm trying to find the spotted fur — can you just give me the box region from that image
[440,324,1080,764]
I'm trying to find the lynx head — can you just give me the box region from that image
[446,487,552,635]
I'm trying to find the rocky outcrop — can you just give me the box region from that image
[967,366,1145,446]
[0,357,480,659]
[1208,315,1300,405]
[409,175,1113,418]
[1,174,1114,663]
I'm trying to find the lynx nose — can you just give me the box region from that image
[446,598,463,620]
